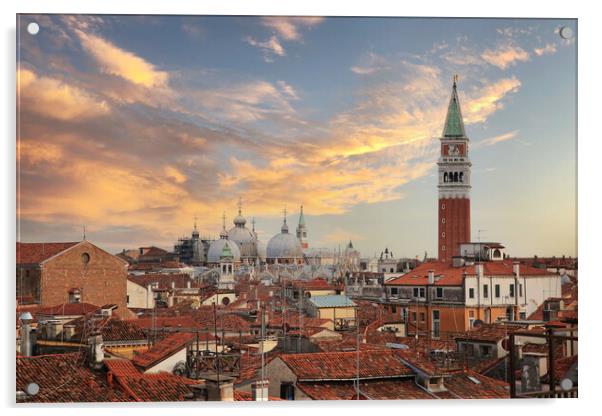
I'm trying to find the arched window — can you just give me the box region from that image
[443,172,448,183]
[453,172,459,182]
[459,172,464,183]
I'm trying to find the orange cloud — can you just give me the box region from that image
[463,77,521,124]
[480,44,530,69]
[18,68,110,120]
[260,17,324,41]
[75,30,169,88]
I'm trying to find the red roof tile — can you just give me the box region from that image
[128,316,203,331]
[386,260,553,286]
[36,302,100,316]
[279,350,413,381]
[132,332,201,369]
[17,353,129,402]
[17,242,80,264]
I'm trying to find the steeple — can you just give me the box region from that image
[296,205,308,249]
[442,75,466,139]
[281,207,289,234]
[233,196,247,227]
[219,211,228,239]
[192,215,199,238]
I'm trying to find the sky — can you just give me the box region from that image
[16,15,577,258]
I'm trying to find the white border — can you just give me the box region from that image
[2,1,599,415]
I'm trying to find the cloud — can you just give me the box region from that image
[244,35,286,61]
[476,130,519,147]
[350,52,392,75]
[463,77,522,124]
[260,16,324,41]
[75,30,169,88]
[534,43,557,56]
[164,166,187,184]
[480,44,530,69]
[18,68,110,120]
[322,228,365,245]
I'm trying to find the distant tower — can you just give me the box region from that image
[218,242,235,290]
[438,76,471,262]
[296,205,308,249]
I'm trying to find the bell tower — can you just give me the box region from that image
[438,76,471,262]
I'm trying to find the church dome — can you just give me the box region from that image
[256,239,267,260]
[267,217,303,260]
[228,226,255,245]
[207,238,240,263]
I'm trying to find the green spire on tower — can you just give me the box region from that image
[442,75,466,138]
[220,241,234,259]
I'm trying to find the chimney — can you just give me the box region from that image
[205,375,234,401]
[476,263,484,279]
[63,324,76,341]
[428,270,435,285]
[513,261,520,279]
[19,312,34,356]
[88,334,105,369]
[251,380,269,401]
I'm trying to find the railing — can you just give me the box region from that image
[517,388,578,399]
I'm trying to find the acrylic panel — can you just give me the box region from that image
[16,14,577,403]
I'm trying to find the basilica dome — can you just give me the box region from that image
[266,220,303,260]
[207,237,241,263]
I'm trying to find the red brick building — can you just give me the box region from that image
[438,76,471,262]
[16,240,129,315]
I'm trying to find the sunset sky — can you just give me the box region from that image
[16,15,577,258]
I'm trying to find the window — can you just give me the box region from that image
[126,295,130,304]
[280,383,295,400]
[483,284,489,298]
[413,288,425,298]
[390,268,394,273]
[519,284,523,297]
[436,288,444,298]
[495,284,500,298]
[469,288,475,299]
[432,310,440,320]
[465,343,475,356]
[480,345,492,358]
[81,252,90,265]
[442,245,446,251]
[441,232,446,238]
[442,218,446,224]
[509,284,515,298]
[441,203,446,210]
[392,306,397,314]
[420,312,426,322]
[390,287,398,296]
[412,312,417,321]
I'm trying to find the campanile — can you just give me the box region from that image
[438,76,471,262]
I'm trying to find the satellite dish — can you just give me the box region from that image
[560,378,573,391]
[473,319,484,328]
[25,383,39,396]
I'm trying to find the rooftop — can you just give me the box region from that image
[308,295,356,308]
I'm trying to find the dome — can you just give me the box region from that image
[228,226,255,245]
[233,214,246,227]
[266,232,303,259]
[256,239,267,260]
[207,238,240,263]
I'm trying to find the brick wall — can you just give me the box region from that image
[438,197,471,262]
[39,241,128,316]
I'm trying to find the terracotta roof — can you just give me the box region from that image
[386,260,553,286]
[132,332,198,369]
[127,273,203,290]
[454,323,526,343]
[36,302,100,317]
[16,353,128,402]
[17,242,80,264]
[443,370,509,399]
[71,315,148,343]
[297,379,432,400]
[128,316,203,331]
[279,350,413,381]
[233,390,283,401]
[105,359,141,378]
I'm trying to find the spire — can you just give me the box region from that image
[298,205,306,227]
[192,215,199,238]
[220,212,228,239]
[281,207,289,234]
[442,74,466,138]
[234,196,246,227]
[237,196,243,216]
